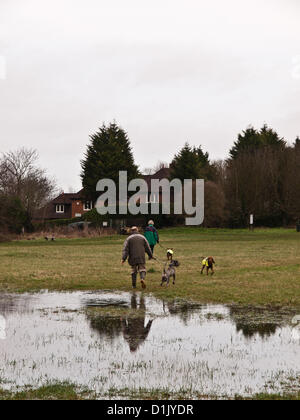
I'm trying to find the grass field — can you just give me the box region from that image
[0,227,300,307]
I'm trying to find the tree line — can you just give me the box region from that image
[1,122,299,234]
[167,125,300,227]
[81,122,300,228]
[208,126,300,227]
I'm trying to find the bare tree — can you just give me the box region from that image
[0,148,56,220]
[0,149,37,195]
[142,167,155,175]
[153,161,169,172]
[143,161,169,175]
[204,181,227,227]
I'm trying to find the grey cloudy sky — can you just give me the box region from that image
[0,0,300,191]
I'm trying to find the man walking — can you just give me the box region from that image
[122,226,153,289]
[144,220,159,255]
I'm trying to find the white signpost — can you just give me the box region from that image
[250,214,254,230]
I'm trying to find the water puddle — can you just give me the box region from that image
[0,291,299,398]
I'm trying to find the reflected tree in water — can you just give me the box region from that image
[163,300,203,325]
[88,314,123,341]
[0,294,32,315]
[235,323,278,339]
[229,307,279,339]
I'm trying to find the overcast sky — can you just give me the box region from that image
[1,0,300,192]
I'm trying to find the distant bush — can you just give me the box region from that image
[33,217,83,231]
[0,197,33,234]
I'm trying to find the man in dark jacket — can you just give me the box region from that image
[122,226,153,289]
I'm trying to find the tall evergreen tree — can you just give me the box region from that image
[259,124,286,148]
[80,122,140,202]
[170,143,211,181]
[229,125,286,160]
[294,136,300,149]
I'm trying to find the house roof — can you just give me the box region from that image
[51,194,73,205]
[51,189,84,204]
[143,167,171,189]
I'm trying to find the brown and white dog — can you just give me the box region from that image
[161,260,180,286]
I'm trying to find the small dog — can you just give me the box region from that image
[166,248,174,261]
[161,260,180,286]
[201,257,215,276]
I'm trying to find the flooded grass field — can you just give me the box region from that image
[0,291,299,399]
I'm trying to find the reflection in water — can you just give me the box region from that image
[0,294,32,340]
[86,293,153,352]
[89,315,122,341]
[163,300,203,325]
[229,306,282,339]
[0,291,299,398]
[235,323,278,339]
[0,294,32,315]
[121,295,153,352]
[0,315,6,340]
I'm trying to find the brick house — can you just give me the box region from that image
[35,168,171,222]
[34,189,93,221]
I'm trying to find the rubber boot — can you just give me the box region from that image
[140,271,146,289]
[131,273,137,289]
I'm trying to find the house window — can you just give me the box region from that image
[83,201,92,211]
[56,204,65,213]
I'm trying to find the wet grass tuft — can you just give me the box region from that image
[0,382,93,400]
[235,392,300,401]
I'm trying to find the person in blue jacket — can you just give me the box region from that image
[144,220,159,255]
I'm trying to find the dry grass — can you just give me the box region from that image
[25,226,117,240]
[0,227,299,307]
